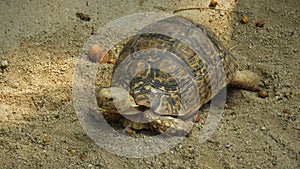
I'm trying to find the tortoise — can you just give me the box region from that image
[95,16,261,135]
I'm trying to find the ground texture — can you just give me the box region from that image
[0,0,299,168]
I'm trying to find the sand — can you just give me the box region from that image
[0,0,299,168]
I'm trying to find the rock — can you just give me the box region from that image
[1,60,8,70]
[259,90,268,98]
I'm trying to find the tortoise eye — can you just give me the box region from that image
[109,98,114,102]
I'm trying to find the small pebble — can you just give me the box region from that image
[70,149,77,154]
[76,12,91,21]
[272,159,278,166]
[1,60,8,70]
[88,44,114,64]
[261,126,267,131]
[80,153,87,161]
[256,21,265,27]
[43,136,51,143]
[262,79,270,87]
[274,95,281,100]
[225,142,232,148]
[259,90,268,98]
[220,11,225,16]
[241,16,249,24]
[283,109,292,115]
[88,44,106,63]
[209,0,218,8]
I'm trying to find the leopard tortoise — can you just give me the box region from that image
[95,16,261,135]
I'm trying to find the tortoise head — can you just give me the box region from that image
[97,87,139,115]
[97,87,157,126]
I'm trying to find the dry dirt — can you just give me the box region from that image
[0,0,299,168]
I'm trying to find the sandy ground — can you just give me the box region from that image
[0,0,299,168]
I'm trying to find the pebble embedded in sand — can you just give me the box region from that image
[88,44,107,63]
[209,0,218,8]
[88,44,102,62]
[43,136,51,143]
[88,44,114,64]
[225,142,232,148]
[80,153,87,161]
[256,20,265,27]
[283,109,292,115]
[261,126,267,131]
[69,149,77,154]
[1,60,8,70]
[259,90,268,98]
[241,16,249,24]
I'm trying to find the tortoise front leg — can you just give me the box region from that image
[149,116,194,136]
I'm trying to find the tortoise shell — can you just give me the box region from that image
[110,16,238,119]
